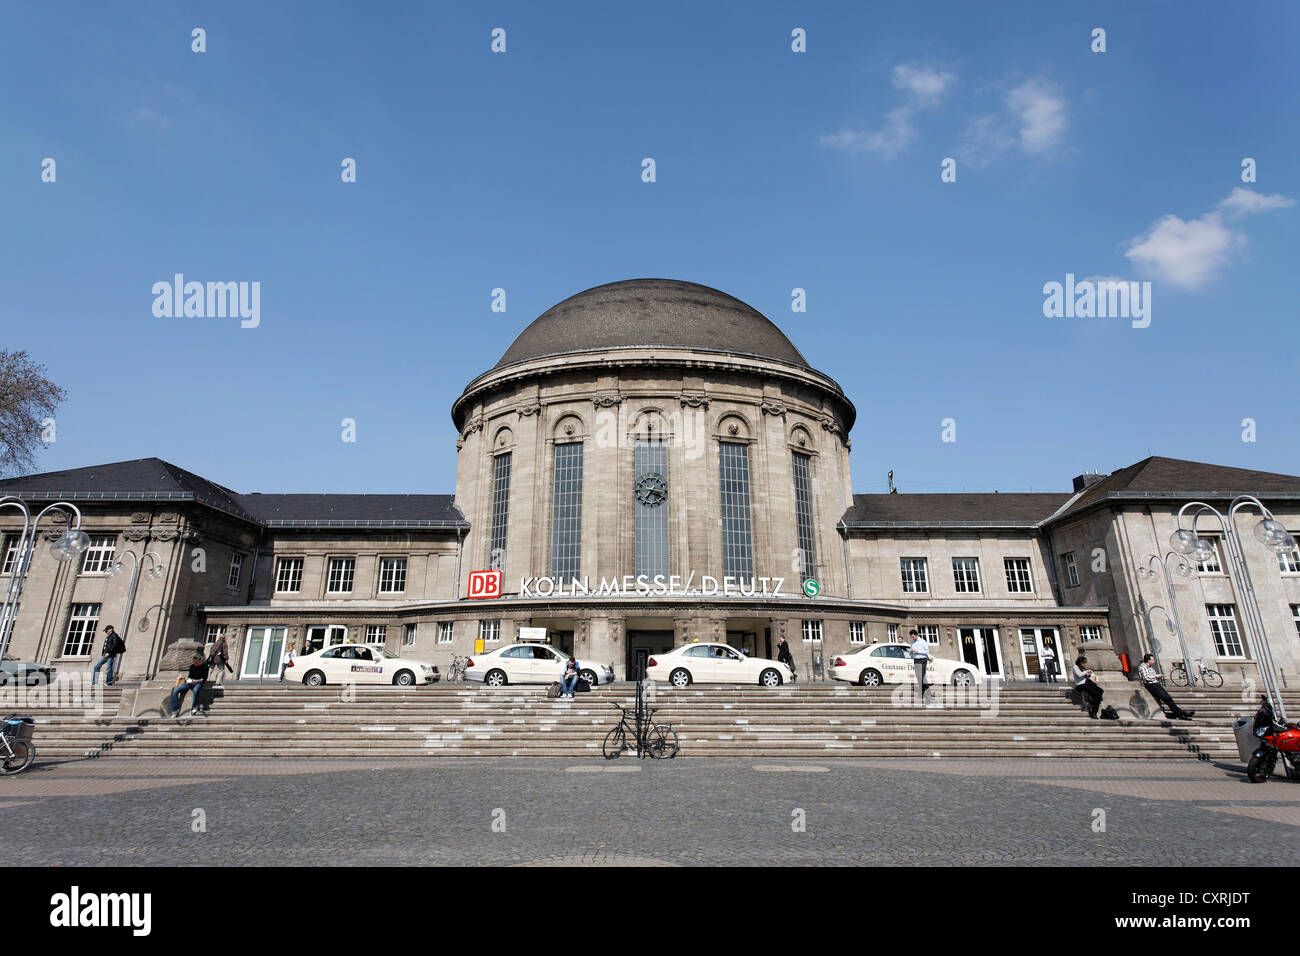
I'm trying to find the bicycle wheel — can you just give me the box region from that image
[602,726,626,760]
[1168,665,1188,687]
[645,725,679,759]
[1202,667,1223,688]
[0,739,34,775]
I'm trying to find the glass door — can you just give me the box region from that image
[241,626,287,678]
[959,627,1002,677]
[1018,627,1059,678]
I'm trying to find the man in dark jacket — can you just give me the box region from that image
[776,635,796,683]
[91,625,125,686]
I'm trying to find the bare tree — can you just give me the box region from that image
[0,351,67,478]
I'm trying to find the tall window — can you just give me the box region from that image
[1195,537,1223,574]
[227,553,243,589]
[1206,604,1244,658]
[1061,552,1079,587]
[366,625,387,644]
[550,442,584,581]
[952,558,981,593]
[1292,605,1300,639]
[404,624,417,646]
[900,558,929,593]
[276,558,303,593]
[327,557,355,593]
[1,535,19,576]
[1279,539,1300,574]
[791,451,817,581]
[719,442,754,583]
[489,453,512,570]
[379,558,407,594]
[1004,558,1033,593]
[62,603,101,656]
[634,440,669,580]
[849,621,866,644]
[81,536,117,574]
[479,620,501,644]
[801,619,823,642]
[888,624,899,641]
[438,622,454,644]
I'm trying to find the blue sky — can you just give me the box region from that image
[3,0,1297,495]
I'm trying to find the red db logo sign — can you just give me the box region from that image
[468,570,502,599]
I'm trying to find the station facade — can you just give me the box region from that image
[3,280,1299,685]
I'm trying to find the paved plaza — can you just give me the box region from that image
[1,755,1297,866]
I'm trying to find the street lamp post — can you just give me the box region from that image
[1171,495,1298,722]
[106,549,165,680]
[0,495,91,663]
[1136,552,1199,685]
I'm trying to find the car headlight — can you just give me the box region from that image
[420,665,432,672]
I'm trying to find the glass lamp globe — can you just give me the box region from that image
[51,530,91,561]
[1170,529,1199,555]
[1255,518,1296,554]
[106,562,122,577]
[1174,560,1193,577]
[1191,538,1216,563]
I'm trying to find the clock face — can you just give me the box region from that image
[635,472,668,507]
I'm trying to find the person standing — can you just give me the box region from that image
[1039,642,1057,683]
[776,634,796,683]
[91,625,125,686]
[1138,654,1195,721]
[279,643,295,682]
[908,628,931,700]
[206,629,232,686]
[1073,655,1104,718]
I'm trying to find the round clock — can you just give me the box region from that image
[635,472,668,507]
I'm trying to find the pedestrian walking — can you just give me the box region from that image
[205,629,232,686]
[908,628,931,700]
[1073,655,1104,718]
[91,625,125,686]
[1039,643,1057,683]
[279,643,295,682]
[1137,654,1195,720]
[776,634,796,683]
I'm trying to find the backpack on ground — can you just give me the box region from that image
[546,682,562,699]
[1100,705,1119,720]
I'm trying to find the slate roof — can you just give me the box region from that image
[492,279,812,370]
[841,493,1070,528]
[0,459,467,530]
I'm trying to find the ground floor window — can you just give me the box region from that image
[404,624,417,646]
[888,624,898,641]
[917,625,939,643]
[801,619,822,642]
[1207,605,1244,657]
[206,624,225,645]
[480,620,501,643]
[1293,605,1300,639]
[62,603,101,657]
[366,625,387,644]
[304,625,348,654]
[849,621,865,644]
[438,622,453,644]
[1080,625,1102,642]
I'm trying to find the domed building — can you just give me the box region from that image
[2,279,1299,688]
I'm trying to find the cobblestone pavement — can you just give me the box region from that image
[2,756,1297,866]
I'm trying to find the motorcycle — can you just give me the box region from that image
[1246,696,1300,783]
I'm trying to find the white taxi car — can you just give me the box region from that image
[645,643,792,688]
[465,642,615,688]
[830,642,982,687]
[294,643,439,687]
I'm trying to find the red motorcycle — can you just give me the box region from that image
[1246,696,1300,783]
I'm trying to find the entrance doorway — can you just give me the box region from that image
[305,625,348,654]
[959,627,1002,677]
[242,626,287,679]
[626,631,675,681]
[1018,627,1061,679]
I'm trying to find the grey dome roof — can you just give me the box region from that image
[493,279,811,370]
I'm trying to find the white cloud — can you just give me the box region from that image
[1006,79,1067,154]
[1124,188,1293,289]
[956,113,1014,170]
[820,63,954,161]
[1217,187,1296,216]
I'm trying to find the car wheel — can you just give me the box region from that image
[951,669,974,687]
[759,668,782,687]
[859,669,882,687]
[393,670,415,687]
[579,669,597,687]
[669,668,692,688]
[485,669,508,687]
[303,670,326,687]
[0,673,9,688]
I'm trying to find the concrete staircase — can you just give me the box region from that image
[0,687,153,760]
[32,681,1296,761]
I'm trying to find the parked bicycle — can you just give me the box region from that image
[603,701,679,760]
[1168,658,1223,688]
[445,655,469,682]
[0,715,36,775]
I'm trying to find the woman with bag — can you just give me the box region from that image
[279,643,295,682]
[206,630,232,685]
